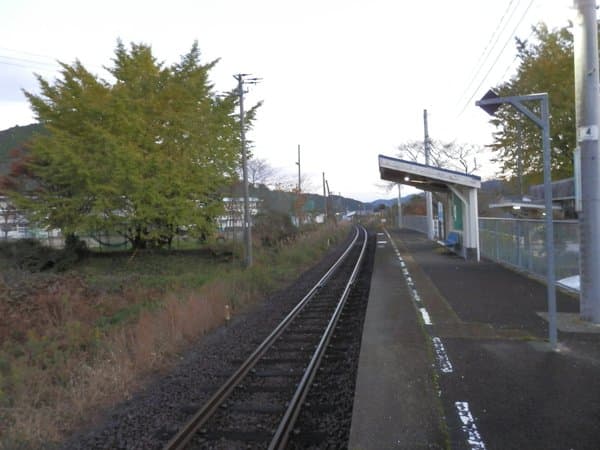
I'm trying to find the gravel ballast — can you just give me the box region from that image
[62,229,370,450]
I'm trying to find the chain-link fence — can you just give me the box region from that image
[479,218,579,279]
[402,215,428,234]
[401,215,580,279]
[401,215,442,239]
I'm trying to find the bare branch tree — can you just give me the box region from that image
[246,157,277,186]
[397,140,482,174]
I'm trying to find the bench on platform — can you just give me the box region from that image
[441,231,460,249]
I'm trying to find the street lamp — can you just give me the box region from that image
[477,89,557,349]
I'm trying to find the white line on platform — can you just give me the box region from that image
[432,337,453,373]
[455,402,487,450]
[419,307,432,325]
[385,228,482,449]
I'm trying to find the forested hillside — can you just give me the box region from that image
[0,123,43,164]
[0,123,365,214]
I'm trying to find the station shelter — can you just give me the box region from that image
[378,155,482,261]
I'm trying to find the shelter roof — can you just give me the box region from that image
[378,155,481,192]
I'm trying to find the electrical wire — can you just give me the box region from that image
[0,54,60,69]
[497,28,536,82]
[456,0,535,118]
[455,0,520,107]
[0,47,105,74]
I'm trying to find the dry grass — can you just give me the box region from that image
[0,223,350,448]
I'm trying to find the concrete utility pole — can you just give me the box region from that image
[234,73,257,268]
[296,144,301,193]
[574,0,600,323]
[423,109,434,240]
[323,172,327,221]
[397,183,403,229]
[326,180,332,212]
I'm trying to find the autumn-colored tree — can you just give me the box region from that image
[15,41,257,248]
[490,24,575,184]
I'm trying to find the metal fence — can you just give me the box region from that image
[401,215,580,280]
[402,215,428,234]
[1,230,205,251]
[479,218,579,280]
[402,215,441,238]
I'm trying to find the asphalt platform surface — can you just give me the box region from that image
[349,228,600,450]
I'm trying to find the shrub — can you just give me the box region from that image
[253,210,298,247]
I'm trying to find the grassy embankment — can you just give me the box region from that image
[0,223,350,449]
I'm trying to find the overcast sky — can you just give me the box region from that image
[0,0,572,202]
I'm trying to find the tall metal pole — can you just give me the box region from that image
[574,0,600,323]
[235,74,252,267]
[541,96,557,346]
[476,91,557,346]
[424,109,434,239]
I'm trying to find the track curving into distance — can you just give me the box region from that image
[164,225,368,449]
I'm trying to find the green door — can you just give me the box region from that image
[452,193,463,230]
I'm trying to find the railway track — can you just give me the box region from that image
[164,225,369,449]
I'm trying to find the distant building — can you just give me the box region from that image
[217,197,261,233]
[529,178,576,219]
[0,195,28,239]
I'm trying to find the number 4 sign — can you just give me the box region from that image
[578,125,599,141]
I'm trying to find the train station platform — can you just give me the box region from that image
[349,228,600,450]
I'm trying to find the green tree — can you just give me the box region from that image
[490,24,575,185]
[16,41,255,248]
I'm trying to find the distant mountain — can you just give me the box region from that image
[0,123,42,161]
[480,179,505,193]
[367,194,419,210]
[0,124,371,213]
[368,198,396,209]
[0,123,44,178]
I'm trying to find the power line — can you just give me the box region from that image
[0,59,53,71]
[0,46,58,62]
[455,0,520,107]
[0,48,105,74]
[497,28,536,82]
[456,0,535,117]
[0,54,60,69]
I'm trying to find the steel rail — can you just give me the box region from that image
[164,226,362,450]
[268,225,368,449]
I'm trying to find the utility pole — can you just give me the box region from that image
[397,183,403,229]
[574,0,600,323]
[322,172,327,222]
[424,109,434,240]
[296,145,302,225]
[296,144,301,193]
[326,180,332,219]
[234,73,260,268]
[517,121,524,197]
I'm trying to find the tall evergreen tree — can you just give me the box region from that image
[17,41,254,248]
